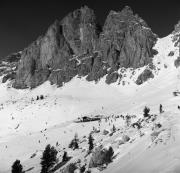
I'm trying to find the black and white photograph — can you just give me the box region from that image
[0,0,180,172]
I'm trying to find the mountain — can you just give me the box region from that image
[1,6,157,89]
[1,5,180,173]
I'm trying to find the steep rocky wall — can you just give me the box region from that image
[99,6,157,69]
[13,6,157,89]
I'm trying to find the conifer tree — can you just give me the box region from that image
[143,106,150,118]
[69,133,79,150]
[12,160,23,173]
[40,144,58,173]
[62,151,68,162]
[112,124,116,132]
[88,133,94,151]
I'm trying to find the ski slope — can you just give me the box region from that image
[0,33,180,172]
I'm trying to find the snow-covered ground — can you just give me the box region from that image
[1,34,180,173]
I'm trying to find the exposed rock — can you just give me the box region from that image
[116,135,130,145]
[172,21,180,49]
[103,129,109,135]
[61,6,98,55]
[174,20,180,33]
[106,72,119,84]
[0,52,22,83]
[99,6,157,69]
[2,52,21,63]
[62,163,77,173]
[86,55,108,82]
[174,57,180,68]
[168,51,174,56]
[13,21,74,88]
[122,135,130,142]
[136,68,154,85]
[151,131,161,142]
[12,6,157,89]
[13,6,98,88]
[2,72,16,83]
[118,140,125,145]
[89,145,114,168]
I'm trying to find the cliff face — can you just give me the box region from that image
[0,52,21,84]
[13,6,157,89]
[100,6,156,68]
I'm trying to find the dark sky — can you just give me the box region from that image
[0,0,180,57]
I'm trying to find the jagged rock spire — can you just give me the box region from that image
[174,20,180,33]
[121,6,134,15]
[13,6,157,89]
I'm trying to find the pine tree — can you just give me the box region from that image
[88,133,94,151]
[125,115,131,127]
[80,164,86,173]
[74,133,78,142]
[143,106,150,118]
[69,133,79,150]
[107,146,114,162]
[12,160,23,173]
[40,95,44,100]
[73,133,79,149]
[62,151,68,162]
[40,144,58,173]
[112,124,116,132]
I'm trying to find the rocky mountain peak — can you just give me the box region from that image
[173,20,180,34]
[60,5,98,55]
[7,6,158,89]
[121,5,134,15]
[103,6,149,34]
[172,20,180,53]
[101,6,157,68]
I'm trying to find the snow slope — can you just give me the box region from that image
[0,34,180,172]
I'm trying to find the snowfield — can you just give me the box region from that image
[1,34,180,173]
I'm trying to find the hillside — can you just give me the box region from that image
[0,5,180,173]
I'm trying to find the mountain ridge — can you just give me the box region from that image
[1,5,158,89]
[1,7,180,172]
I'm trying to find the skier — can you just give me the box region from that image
[159,104,163,113]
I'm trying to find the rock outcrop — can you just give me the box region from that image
[0,52,21,83]
[89,145,114,168]
[99,6,157,69]
[173,21,180,58]
[12,6,157,89]
[136,68,154,85]
[62,163,77,173]
[174,56,180,68]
